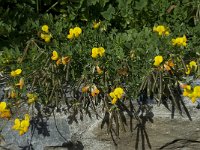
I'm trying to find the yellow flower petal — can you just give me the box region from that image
[0,102,7,112]
[92,48,99,58]
[42,25,49,33]
[172,35,187,47]
[21,120,30,128]
[19,130,25,136]
[15,69,22,75]
[0,109,11,119]
[10,69,22,77]
[73,27,82,37]
[98,47,105,57]
[93,21,101,29]
[111,98,118,104]
[12,119,21,130]
[153,56,163,66]
[189,61,197,71]
[67,33,74,39]
[114,87,124,99]
[51,51,59,60]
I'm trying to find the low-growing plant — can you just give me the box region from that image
[0,0,200,149]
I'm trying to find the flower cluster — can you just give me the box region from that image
[27,93,38,104]
[93,21,101,29]
[172,35,187,47]
[91,47,105,58]
[10,69,24,90]
[12,114,30,135]
[185,61,197,75]
[67,27,82,39]
[81,85,100,97]
[40,25,52,43]
[153,25,187,47]
[0,102,11,119]
[153,55,163,67]
[153,25,169,36]
[51,51,70,66]
[181,84,200,103]
[109,87,124,104]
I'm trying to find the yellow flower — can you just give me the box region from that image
[91,47,105,58]
[111,98,118,105]
[92,48,99,58]
[42,25,49,33]
[0,102,11,119]
[27,93,37,104]
[193,86,200,97]
[67,34,74,39]
[113,87,124,99]
[10,69,22,77]
[40,33,52,43]
[165,31,170,36]
[12,114,30,135]
[185,65,191,75]
[153,25,169,36]
[91,85,100,97]
[109,87,124,104]
[73,27,82,37]
[182,85,200,103]
[185,61,197,75]
[16,78,24,89]
[183,88,192,97]
[98,47,105,57]
[109,92,116,99]
[0,109,11,119]
[62,56,70,65]
[153,56,163,66]
[19,120,29,135]
[67,29,74,39]
[0,102,7,112]
[172,35,187,47]
[189,61,197,71]
[40,33,45,39]
[51,51,59,60]
[93,21,101,29]
[12,119,21,130]
[44,35,51,43]
[67,27,82,39]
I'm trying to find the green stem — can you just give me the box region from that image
[46,1,60,13]
[36,0,39,13]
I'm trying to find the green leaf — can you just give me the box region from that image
[101,5,115,20]
[99,0,109,7]
[135,0,148,10]
[87,0,99,6]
